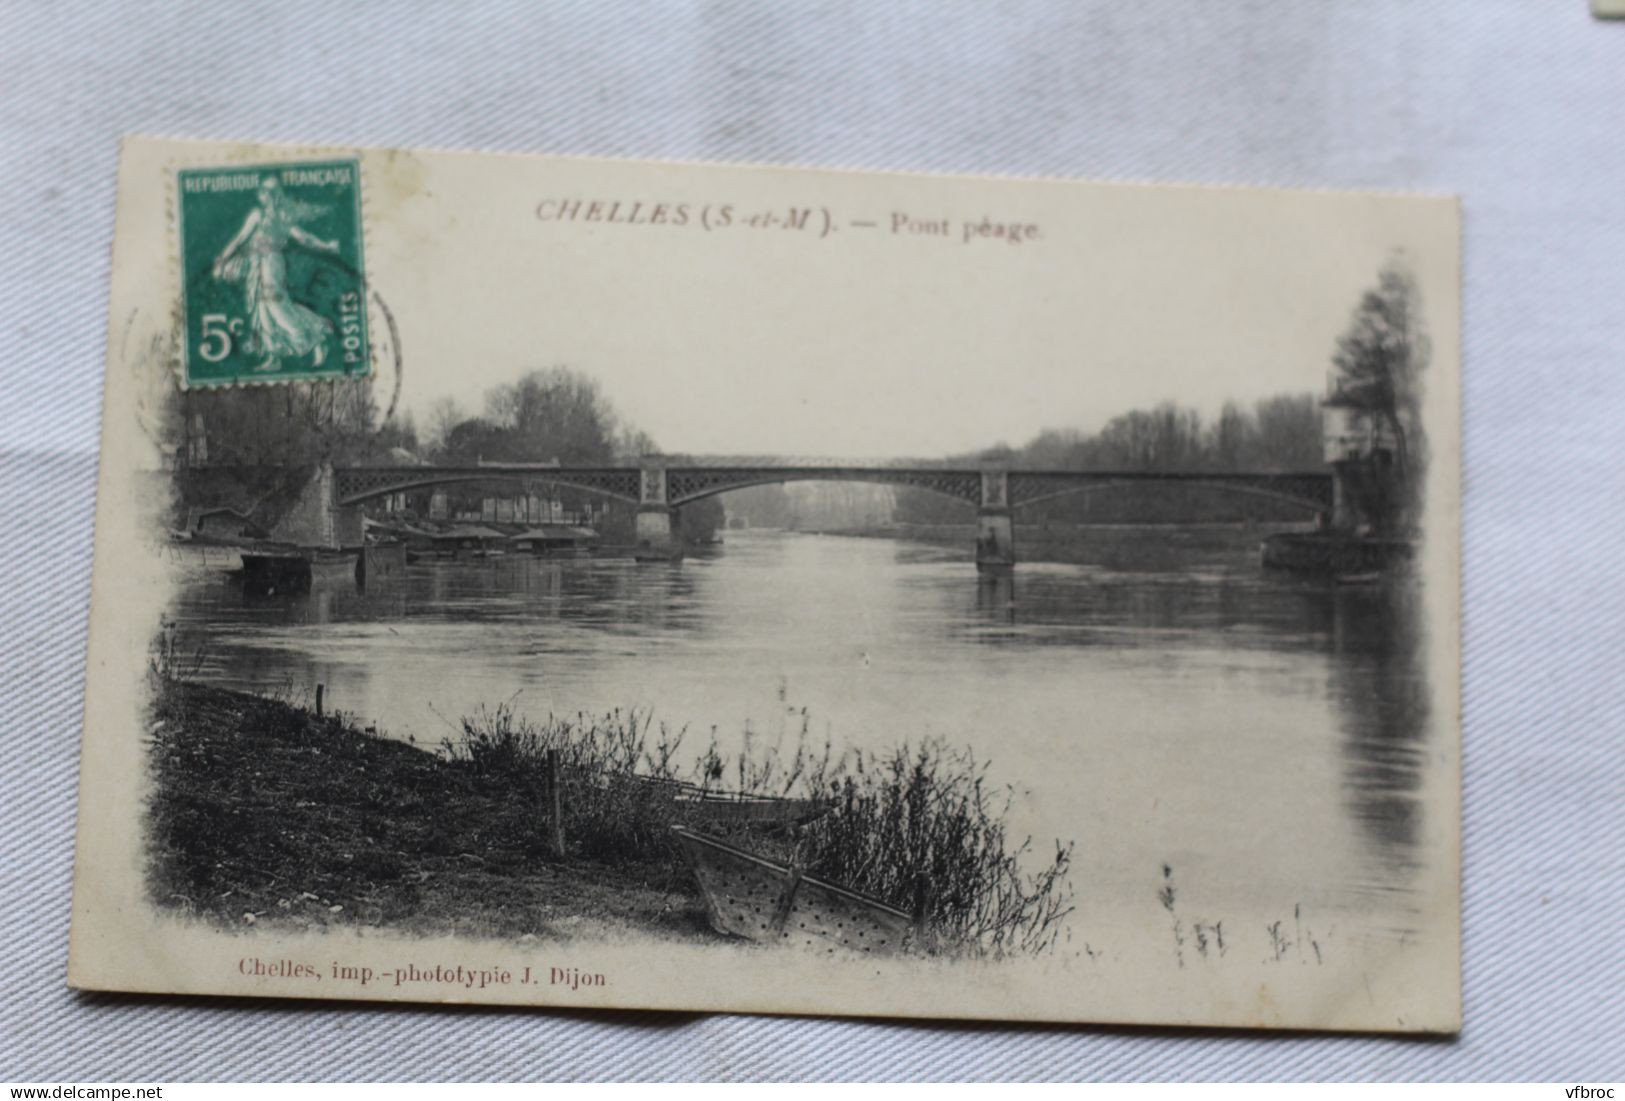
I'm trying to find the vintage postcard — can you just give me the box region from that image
[68,136,1461,1032]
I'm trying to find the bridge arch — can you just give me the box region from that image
[665,467,981,508]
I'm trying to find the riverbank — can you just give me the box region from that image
[145,679,714,942]
[1259,530,1415,576]
[145,674,1073,954]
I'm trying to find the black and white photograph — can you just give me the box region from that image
[68,136,1461,1033]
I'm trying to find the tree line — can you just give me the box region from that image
[900,255,1432,531]
[415,368,721,542]
[895,392,1325,525]
[168,366,722,544]
[166,258,1427,538]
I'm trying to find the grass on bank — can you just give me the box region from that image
[147,664,1074,956]
[446,702,1075,956]
[146,678,713,941]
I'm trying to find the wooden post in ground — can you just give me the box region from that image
[912,880,935,950]
[545,749,565,858]
[315,684,324,717]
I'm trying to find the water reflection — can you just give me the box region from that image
[955,560,1340,652]
[951,551,1433,892]
[165,531,1438,937]
[1328,584,1430,890]
[973,572,1016,624]
[220,555,711,636]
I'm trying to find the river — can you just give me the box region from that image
[164,528,1439,958]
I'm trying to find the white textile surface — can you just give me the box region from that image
[2,0,1622,1082]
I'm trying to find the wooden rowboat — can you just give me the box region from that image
[568,770,829,827]
[665,782,828,826]
[672,825,912,956]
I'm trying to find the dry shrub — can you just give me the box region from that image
[796,742,1074,957]
[448,703,1074,956]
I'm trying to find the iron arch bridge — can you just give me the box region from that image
[335,463,1332,514]
[335,462,1331,570]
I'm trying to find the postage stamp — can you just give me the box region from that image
[176,159,368,387]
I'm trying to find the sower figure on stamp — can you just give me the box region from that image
[211,176,341,372]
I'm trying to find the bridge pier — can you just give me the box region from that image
[334,504,365,549]
[634,506,682,561]
[975,467,1015,573]
[634,460,683,562]
[975,509,1014,572]
[271,462,365,550]
[1329,460,1363,531]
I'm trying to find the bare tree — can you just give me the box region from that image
[1331,256,1431,527]
[1252,394,1321,471]
[615,426,660,463]
[424,397,466,457]
[1210,401,1250,471]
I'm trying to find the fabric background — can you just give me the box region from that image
[3,0,1622,1082]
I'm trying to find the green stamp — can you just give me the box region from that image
[177,160,368,386]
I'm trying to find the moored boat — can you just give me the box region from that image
[567,770,829,827]
[671,825,912,956]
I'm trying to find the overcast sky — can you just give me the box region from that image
[370,151,1456,460]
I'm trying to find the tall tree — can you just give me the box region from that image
[485,367,618,463]
[439,418,517,465]
[1210,401,1250,471]
[1331,257,1431,528]
[172,376,385,469]
[615,425,660,463]
[423,397,466,458]
[1251,394,1321,471]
